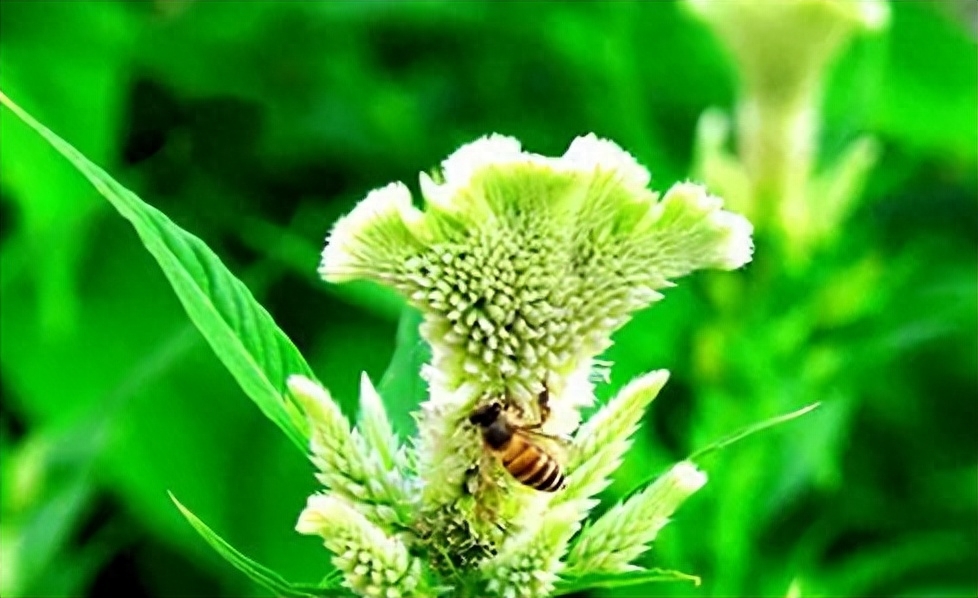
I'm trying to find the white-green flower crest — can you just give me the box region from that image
[296,133,754,597]
[321,134,752,419]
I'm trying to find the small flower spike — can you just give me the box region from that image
[297,494,425,597]
[288,375,414,530]
[566,461,709,574]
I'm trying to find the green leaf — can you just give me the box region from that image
[0,91,313,453]
[1,425,105,598]
[0,1,134,338]
[235,214,404,322]
[377,306,430,438]
[869,1,977,163]
[614,402,822,506]
[553,568,701,596]
[169,493,343,597]
[687,402,821,463]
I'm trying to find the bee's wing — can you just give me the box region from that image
[521,428,572,444]
[516,428,570,465]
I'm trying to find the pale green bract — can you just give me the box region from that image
[289,375,416,531]
[292,133,755,596]
[566,461,708,574]
[296,494,424,598]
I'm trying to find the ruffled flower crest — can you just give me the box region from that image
[300,133,753,595]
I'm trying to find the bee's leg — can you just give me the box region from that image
[537,383,551,424]
[507,400,528,421]
[462,462,481,496]
[521,416,550,433]
[472,454,503,521]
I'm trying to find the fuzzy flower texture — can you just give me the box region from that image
[292,134,754,597]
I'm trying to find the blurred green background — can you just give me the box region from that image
[0,1,974,597]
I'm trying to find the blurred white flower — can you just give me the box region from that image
[687,0,889,254]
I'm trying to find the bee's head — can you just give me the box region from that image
[468,401,503,428]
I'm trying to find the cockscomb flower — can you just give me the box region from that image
[289,133,754,597]
[686,0,889,252]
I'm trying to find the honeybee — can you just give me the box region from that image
[468,400,566,493]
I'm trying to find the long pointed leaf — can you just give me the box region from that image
[687,402,821,462]
[618,402,821,505]
[0,91,312,452]
[377,306,430,438]
[169,493,341,597]
[553,568,701,596]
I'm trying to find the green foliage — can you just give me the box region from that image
[4,80,797,598]
[0,421,123,598]
[553,568,701,596]
[170,493,342,598]
[377,307,429,438]
[0,90,312,454]
[687,402,821,463]
[0,1,974,597]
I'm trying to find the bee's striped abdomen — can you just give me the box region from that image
[498,434,565,492]
[527,458,565,492]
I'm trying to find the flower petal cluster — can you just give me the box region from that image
[296,133,753,596]
[322,135,752,415]
[320,133,750,515]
